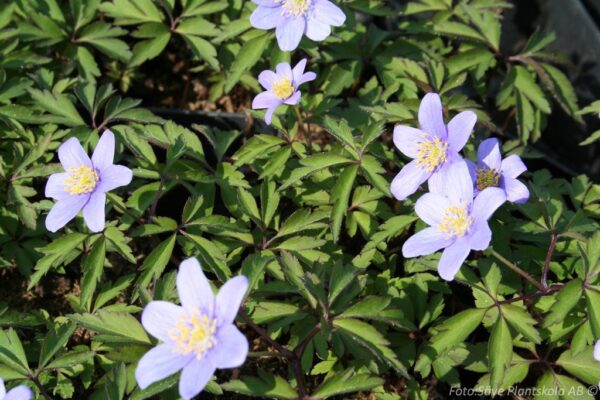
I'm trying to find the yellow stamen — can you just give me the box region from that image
[476,167,500,191]
[437,204,473,237]
[278,0,311,16]
[272,78,294,99]
[64,165,99,195]
[168,309,217,359]
[416,137,448,172]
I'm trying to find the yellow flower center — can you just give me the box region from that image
[476,167,500,191]
[168,310,217,359]
[279,0,311,16]
[437,204,473,237]
[272,78,294,99]
[64,165,99,195]
[416,137,448,172]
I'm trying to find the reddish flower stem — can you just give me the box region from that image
[541,233,558,290]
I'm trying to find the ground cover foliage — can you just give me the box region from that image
[0,0,600,399]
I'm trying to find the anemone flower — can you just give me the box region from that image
[402,161,506,281]
[595,340,600,362]
[45,130,132,233]
[252,59,316,125]
[466,138,529,204]
[391,93,477,201]
[250,0,346,51]
[0,379,32,400]
[136,258,249,400]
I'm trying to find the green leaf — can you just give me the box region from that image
[29,233,87,289]
[277,209,328,238]
[260,180,280,228]
[543,279,582,328]
[69,310,151,344]
[579,130,600,146]
[429,308,486,353]
[181,33,219,70]
[312,368,384,399]
[136,234,177,290]
[28,89,86,127]
[556,346,600,385]
[279,154,354,190]
[0,329,29,374]
[100,0,164,25]
[225,32,270,93]
[502,304,541,344]
[333,318,409,377]
[130,374,178,400]
[44,350,95,371]
[80,237,106,309]
[541,63,579,119]
[175,17,219,37]
[38,322,76,368]
[488,317,512,389]
[362,215,416,252]
[185,234,231,281]
[322,116,357,151]
[222,370,298,399]
[129,28,170,67]
[238,188,261,225]
[585,288,600,337]
[240,253,270,292]
[251,301,303,324]
[514,65,551,114]
[331,164,358,243]
[276,236,325,251]
[515,90,534,141]
[78,22,132,62]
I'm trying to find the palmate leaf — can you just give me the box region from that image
[222,370,298,399]
[225,32,270,93]
[333,318,409,378]
[488,316,512,389]
[542,279,583,328]
[556,346,600,385]
[279,153,354,190]
[514,65,551,114]
[100,0,164,25]
[38,322,76,369]
[129,22,171,67]
[312,368,384,399]
[135,234,176,291]
[80,237,106,309]
[77,22,131,62]
[415,308,487,373]
[29,233,88,289]
[69,310,151,344]
[502,303,541,344]
[180,33,219,70]
[331,164,358,243]
[0,328,29,375]
[28,88,86,127]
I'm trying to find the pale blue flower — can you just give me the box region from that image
[45,130,132,232]
[252,58,316,125]
[466,138,529,204]
[135,258,249,400]
[0,379,32,400]
[391,93,477,200]
[402,161,506,281]
[250,0,346,51]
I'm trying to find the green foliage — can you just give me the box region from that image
[0,0,598,399]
